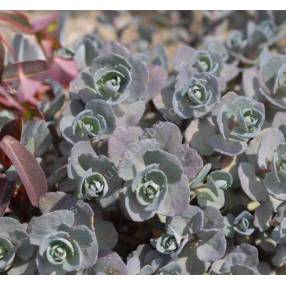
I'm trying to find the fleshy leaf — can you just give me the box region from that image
[238,162,268,202]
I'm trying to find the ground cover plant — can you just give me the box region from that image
[2,10,286,274]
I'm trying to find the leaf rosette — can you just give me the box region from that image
[60,99,116,144]
[150,225,187,257]
[258,54,286,110]
[122,148,189,221]
[60,141,122,208]
[226,20,278,64]
[232,211,255,236]
[0,217,33,274]
[28,210,98,274]
[191,166,233,209]
[165,206,227,274]
[210,92,265,156]
[173,72,220,119]
[211,244,259,274]
[174,45,224,77]
[70,42,148,105]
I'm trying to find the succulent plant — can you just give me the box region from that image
[191,168,233,209]
[174,45,224,77]
[172,72,220,119]
[122,147,190,221]
[70,41,166,105]
[150,225,187,256]
[257,54,286,110]
[151,234,181,255]
[73,34,102,69]
[3,10,286,276]
[167,205,227,272]
[264,143,286,200]
[27,210,98,274]
[238,162,274,232]
[0,218,33,274]
[231,211,255,236]
[61,141,122,207]
[140,121,203,180]
[127,249,185,275]
[210,92,265,156]
[70,43,147,105]
[225,19,279,64]
[60,99,116,144]
[211,244,259,274]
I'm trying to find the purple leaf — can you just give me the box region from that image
[0,11,33,34]
[145,64,167,100]
[0,177,14,216]
[238,162,268,202]
[2,60,48,85]
[48,56,78,86]
[0,135,47,207]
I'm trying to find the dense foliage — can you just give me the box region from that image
[2,11,286,275]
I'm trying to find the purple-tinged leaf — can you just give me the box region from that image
[108,126,143,165]
[2,60,48,85]
[242,67,257,98]
[173,144,203,180]
[210,135,247,156]
[0,11,33,34]
[238,162,268,202]
[0,135,47,207]
[145,64,167,100]
[48,57,78,86]
[0,177,14,216]
[254,200,273,231]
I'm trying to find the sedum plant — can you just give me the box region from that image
[264,143,286,200]
[225,211,255,237]
[70,42,149,105]
[0,218,33,274]
[121,147,190,221]
[60,141,122,207]
[258,54,286,110]
[210,92,265,156]
[28,210,98,274]
[60,99,116,145]
[172,72,220,119]
[2,10,286,275]
[244,53,286,110]
[190,164,233,209]
[211,244,259,274]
